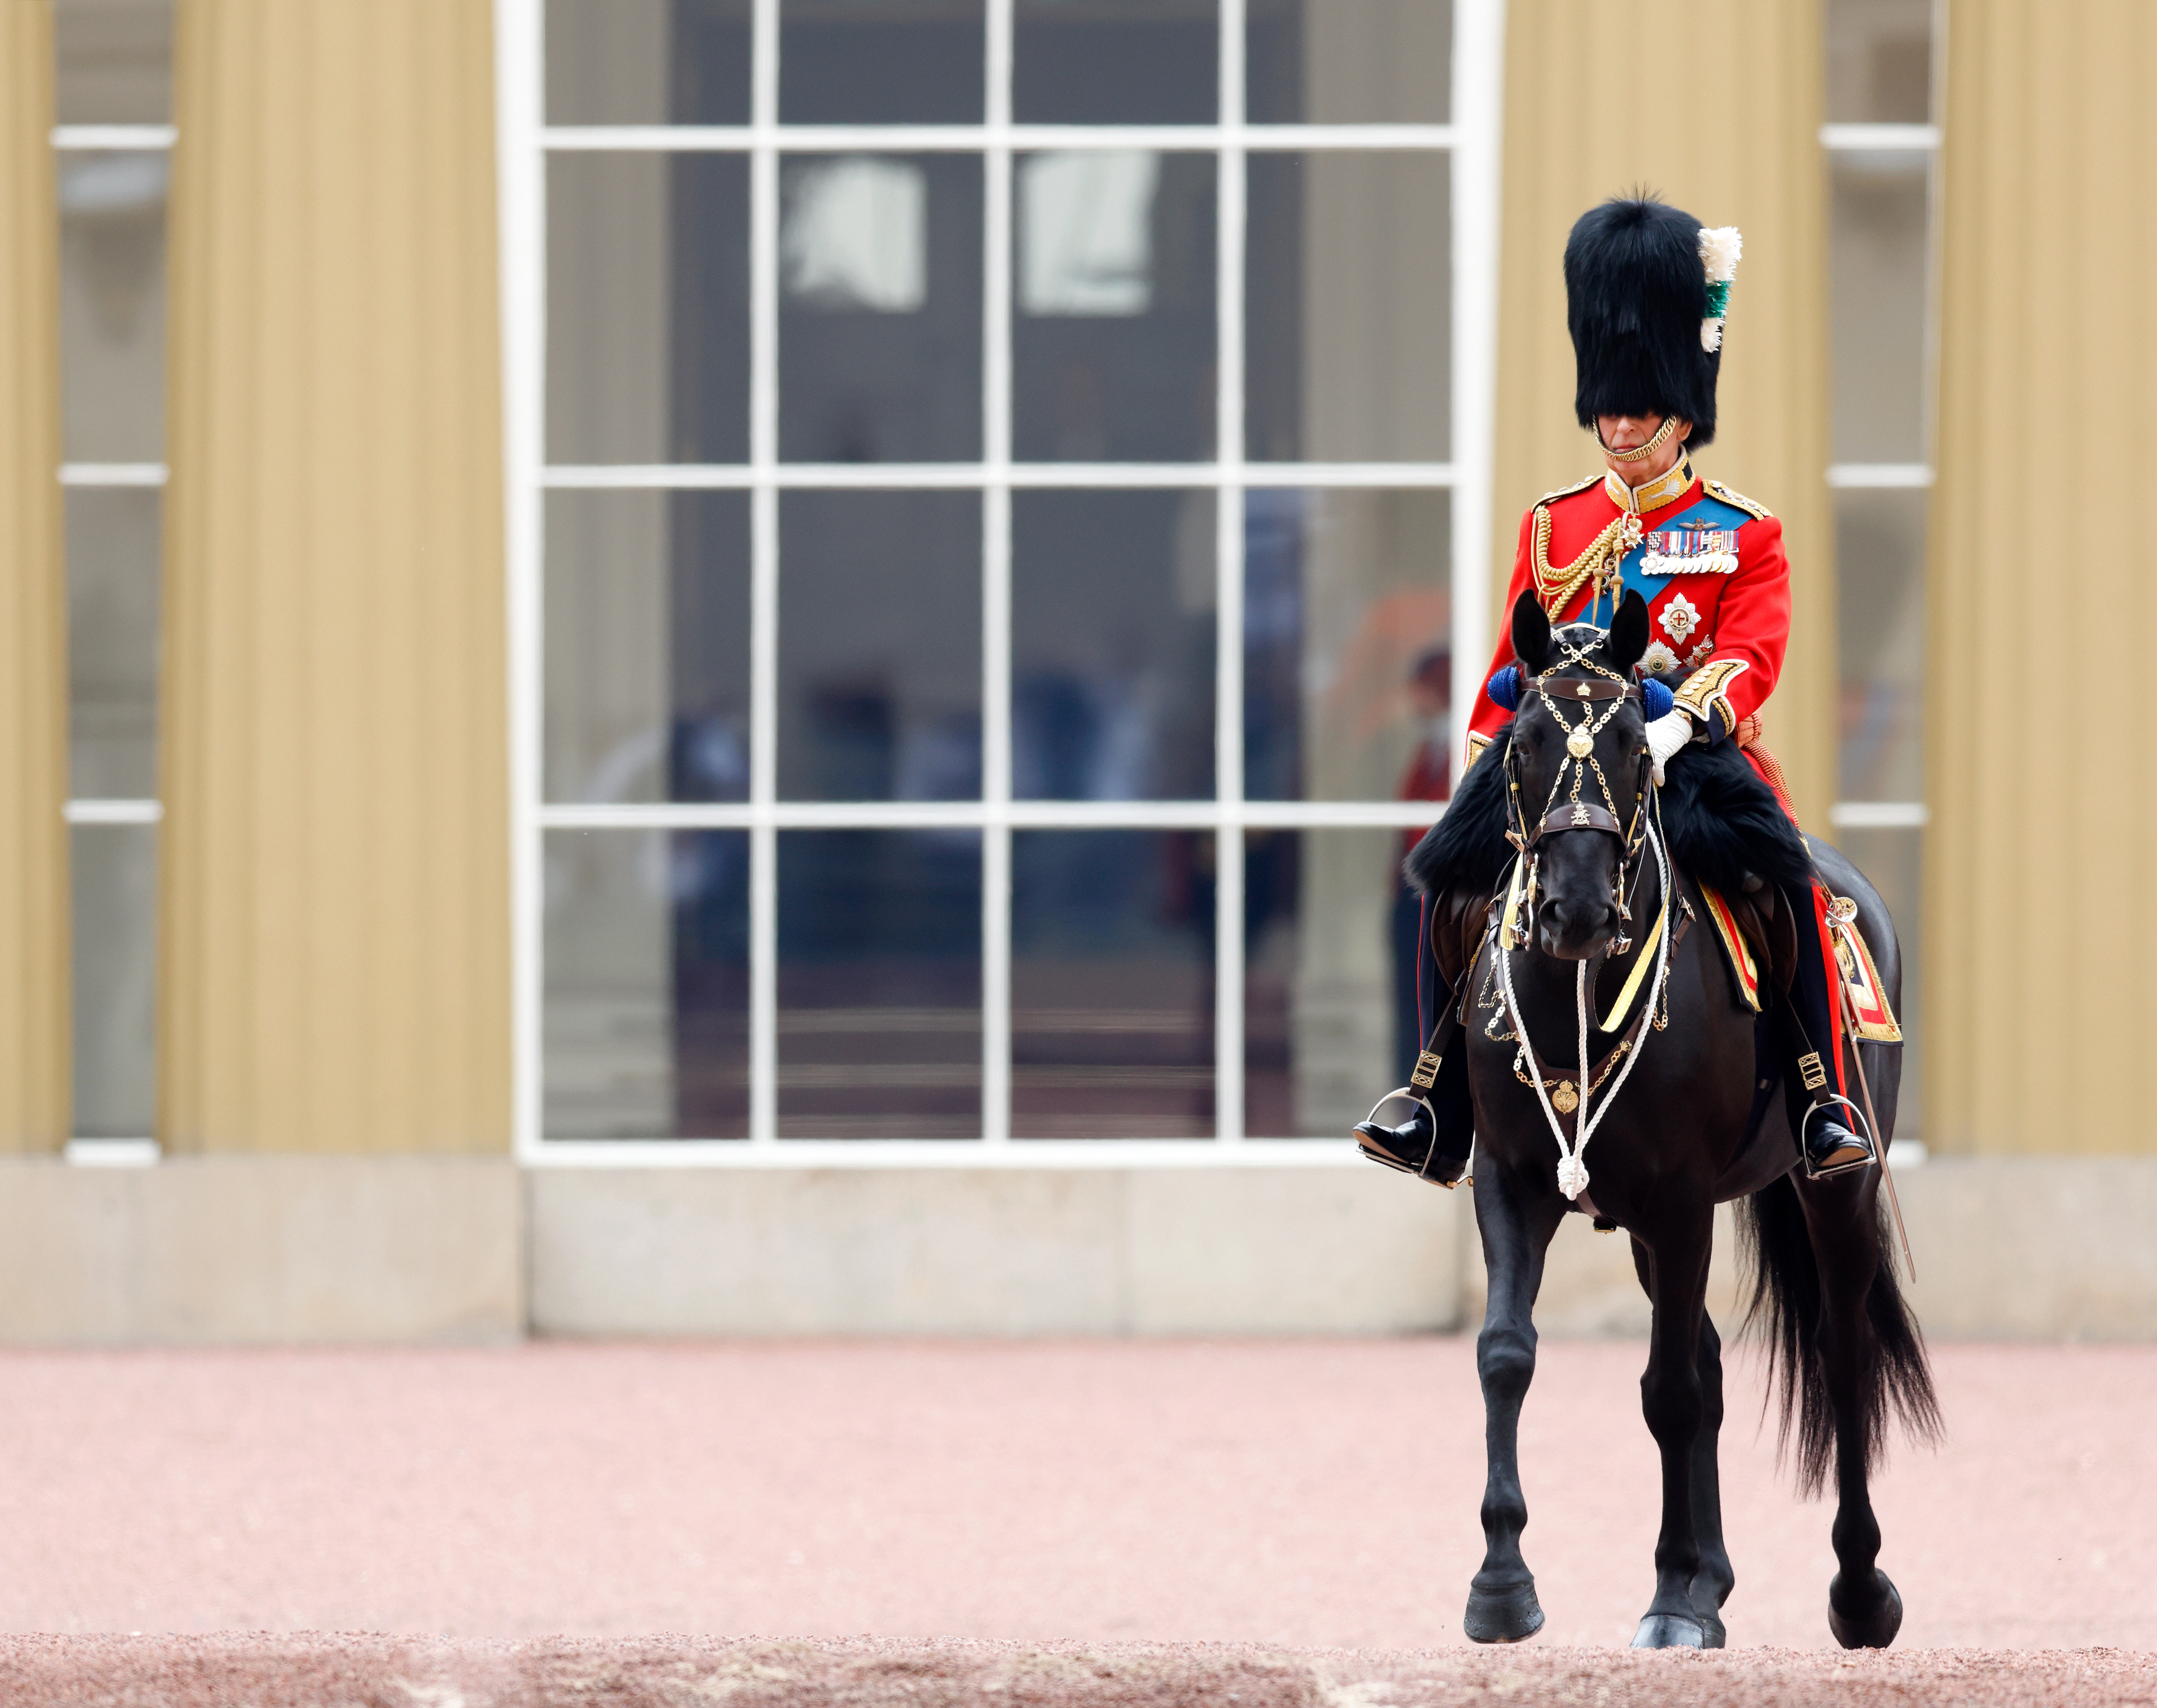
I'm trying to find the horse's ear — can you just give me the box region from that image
[1511,590,1551,675]
[1607,590,1650,674]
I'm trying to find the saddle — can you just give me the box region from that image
[1698,877,1800,1011]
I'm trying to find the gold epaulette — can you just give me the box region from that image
[1536,472,1603,506]
[1705,479,1772,520]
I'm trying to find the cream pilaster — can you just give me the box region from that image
[160,1,510,1154]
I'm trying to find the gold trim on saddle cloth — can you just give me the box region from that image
[1595,891,1667,1032]
[1828,895,1904,1042]
[1697,882,1762,1012]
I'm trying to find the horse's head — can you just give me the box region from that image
[1506,588,1654,960]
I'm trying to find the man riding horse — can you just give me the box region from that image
[1356,195,1874,1188]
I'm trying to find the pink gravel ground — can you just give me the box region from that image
[0,1338,2146,1655]
[0,1634,2151,1707]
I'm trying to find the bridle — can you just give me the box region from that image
[1487,629,1675,1204]
[1501,630,1656,952]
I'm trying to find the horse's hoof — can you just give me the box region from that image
[1692,1610,1727,1649]
[1827,1569,1903,1650]
[1630,1613,1706,1649]
[1464,1580,1545,1644]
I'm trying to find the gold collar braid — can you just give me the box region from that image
[1604,455,1695,516]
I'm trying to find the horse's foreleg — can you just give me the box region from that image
[1628,1235,1733,1647]
[1688,1311,1735,1643]
[1804,1176,1905,1649]
[1630,1204,1714,1649]
[1464,1164,1563,1644]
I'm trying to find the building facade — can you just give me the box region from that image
[0,0,2148,1340]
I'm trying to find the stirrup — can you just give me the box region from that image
[1352,1089,1469,1188]
[1801,1092,1876,1181]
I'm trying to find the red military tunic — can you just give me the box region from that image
[1466,460,1789,779]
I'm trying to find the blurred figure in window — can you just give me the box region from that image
[1391,645,1450,1087]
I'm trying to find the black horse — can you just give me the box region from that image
[1419,590,1939,1651]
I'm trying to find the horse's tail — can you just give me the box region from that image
[1736,1173,1941,1496]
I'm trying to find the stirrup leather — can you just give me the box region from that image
[1353,1088,1470,1188]
[1801,1092,1876,1180]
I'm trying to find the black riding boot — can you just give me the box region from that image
[1781,898,1874,1179]
[1353,975,1475,1187]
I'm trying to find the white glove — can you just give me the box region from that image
[1646,708,1695,785]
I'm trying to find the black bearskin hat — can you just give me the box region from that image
[1565,196,1725,448]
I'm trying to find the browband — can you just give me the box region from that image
[1528,675,1639,705]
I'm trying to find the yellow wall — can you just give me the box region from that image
[1492,0,1835,827]
[159,1,510,1154]
[1925,0,2157,1154]
[0,2,73,1154]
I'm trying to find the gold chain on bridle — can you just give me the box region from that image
[1501,628,1656,953]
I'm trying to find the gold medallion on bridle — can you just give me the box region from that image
[1566,729,1593,759]
[1551,1082,1579,1115]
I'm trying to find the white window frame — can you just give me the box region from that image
[496,0,1507,1167]
[1818,115,1939,834]
[51,120,173,1159]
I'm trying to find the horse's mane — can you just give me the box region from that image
[1405,648,1815,901]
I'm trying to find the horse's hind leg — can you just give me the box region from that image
[1803,1176,1905,1648]
[1464,1164,1563,1644]
[1629,1236,1734,1647]
[1629,1202,1715,1649]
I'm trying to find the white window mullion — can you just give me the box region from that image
[1449,0,1507,764]
[747,0,782,1147]
[1213,0,1247,1145]
[496,0,546,1160]
[979,0,1015,1145]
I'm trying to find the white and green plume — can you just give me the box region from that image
[1697,226,1742,352]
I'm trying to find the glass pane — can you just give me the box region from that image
[54,0,172,125]
[65,486,159,799]
[1835,488,1924,803]
[548,153,751,464]
[1011,489,1215,801]
[1246,0,1450,124]
[71,824,156,1138]
[546,0,752,125]
[57,150,167,463]
[544,828,750,1139]
[779,490,982,801]
[779,830,982,1138]
[781,0,985,123]
[546,490,750,804]
[1247,152,1449,461]
[1830,152,1929,466]
[1832,826,1922,1141]
[1012,830,1215,1138]
[1244,487,1450,801]
[1244,827,1399,1138]
[1014,0,1217,124]
[1014,150,1216,462]
[780,153,982,462]
[1825,0,1932,124]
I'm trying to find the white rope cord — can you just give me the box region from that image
[1498,820,1675,1201]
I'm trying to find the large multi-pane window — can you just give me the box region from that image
[504,0,1501,1152]
[52,0,171,1149]
[1822,0,1936,1135]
